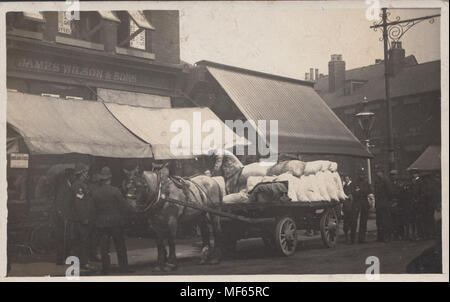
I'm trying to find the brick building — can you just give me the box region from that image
[312,42,441,176]
[6,10,187,206]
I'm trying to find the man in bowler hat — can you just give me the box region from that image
[92,166,132,274]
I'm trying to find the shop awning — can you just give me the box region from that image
[200,61,372,158]
[105,103,248,160]
[407,145,441,171]
[7,92,153,158]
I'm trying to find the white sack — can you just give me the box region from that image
[242,162,273,178]
[323,170,340,201]
[332,172,347,200]
[304,161,324,176]
[303,175,323,201]
[315,171,331,202]
[223,191,249,204]
[296,175,311,202]
[267,160,305,177]
[329,162,338,172]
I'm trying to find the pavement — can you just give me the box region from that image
[8,217,379,277]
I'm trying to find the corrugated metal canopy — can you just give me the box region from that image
[202,63,371,157]
[7,92,153,158]
[407,145,441,171]
[105,103,248,160]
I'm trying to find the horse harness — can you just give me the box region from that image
[139,170,214,219]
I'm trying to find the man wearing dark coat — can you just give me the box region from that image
[374,170,394,242]
[53,167,75,265]
[342,176,354,244]
[92,166,132,274]
[71,163,95,269]
[350,173,372,244]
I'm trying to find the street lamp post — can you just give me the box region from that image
[370,8,440,172]
[355,97,375,185]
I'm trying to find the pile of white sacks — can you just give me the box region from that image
[245,160,347,202]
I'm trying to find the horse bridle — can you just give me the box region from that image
[134,169,164,213]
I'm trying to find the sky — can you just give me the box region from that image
[179,5,441,80]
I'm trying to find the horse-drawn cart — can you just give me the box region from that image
[218,200,340,256]
[163,195,340,257]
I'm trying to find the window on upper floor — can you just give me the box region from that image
[116,11,155,53]
[6,12,46,39]
[55,11,121,51]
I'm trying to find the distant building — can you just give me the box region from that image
[313,42,441,175]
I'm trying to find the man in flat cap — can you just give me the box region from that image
[92,166,132,274]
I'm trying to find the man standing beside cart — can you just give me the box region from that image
[350,172,372,244]
[342,176,354,244]
[52,167,75,265]
[71,163,96,270]
[374,170,394,242]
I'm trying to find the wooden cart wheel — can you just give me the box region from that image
[320,207,339,248]
[274,216,297,256]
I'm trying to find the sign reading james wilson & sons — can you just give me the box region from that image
[13,56,138,84]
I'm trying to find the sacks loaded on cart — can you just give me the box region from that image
[221,160,347,204]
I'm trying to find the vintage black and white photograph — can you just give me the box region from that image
[1,1,447,281]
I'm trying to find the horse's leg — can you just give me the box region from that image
[166,215,178,270]
[198,214,211,264]
[208,215,222,265]
[149,218,168,271]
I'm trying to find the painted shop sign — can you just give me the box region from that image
[10,153,29,168]
[13,56,138,84]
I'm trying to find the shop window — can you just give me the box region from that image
[28,81,96,101]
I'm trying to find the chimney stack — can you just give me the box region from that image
[315,69,319,82]
[388,41,406,75]
[328,54,345,93]
[310,68,314,81]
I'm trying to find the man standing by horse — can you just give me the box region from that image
[71,163,96,270]
[52,167,75,265]
[92,166,132,275]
